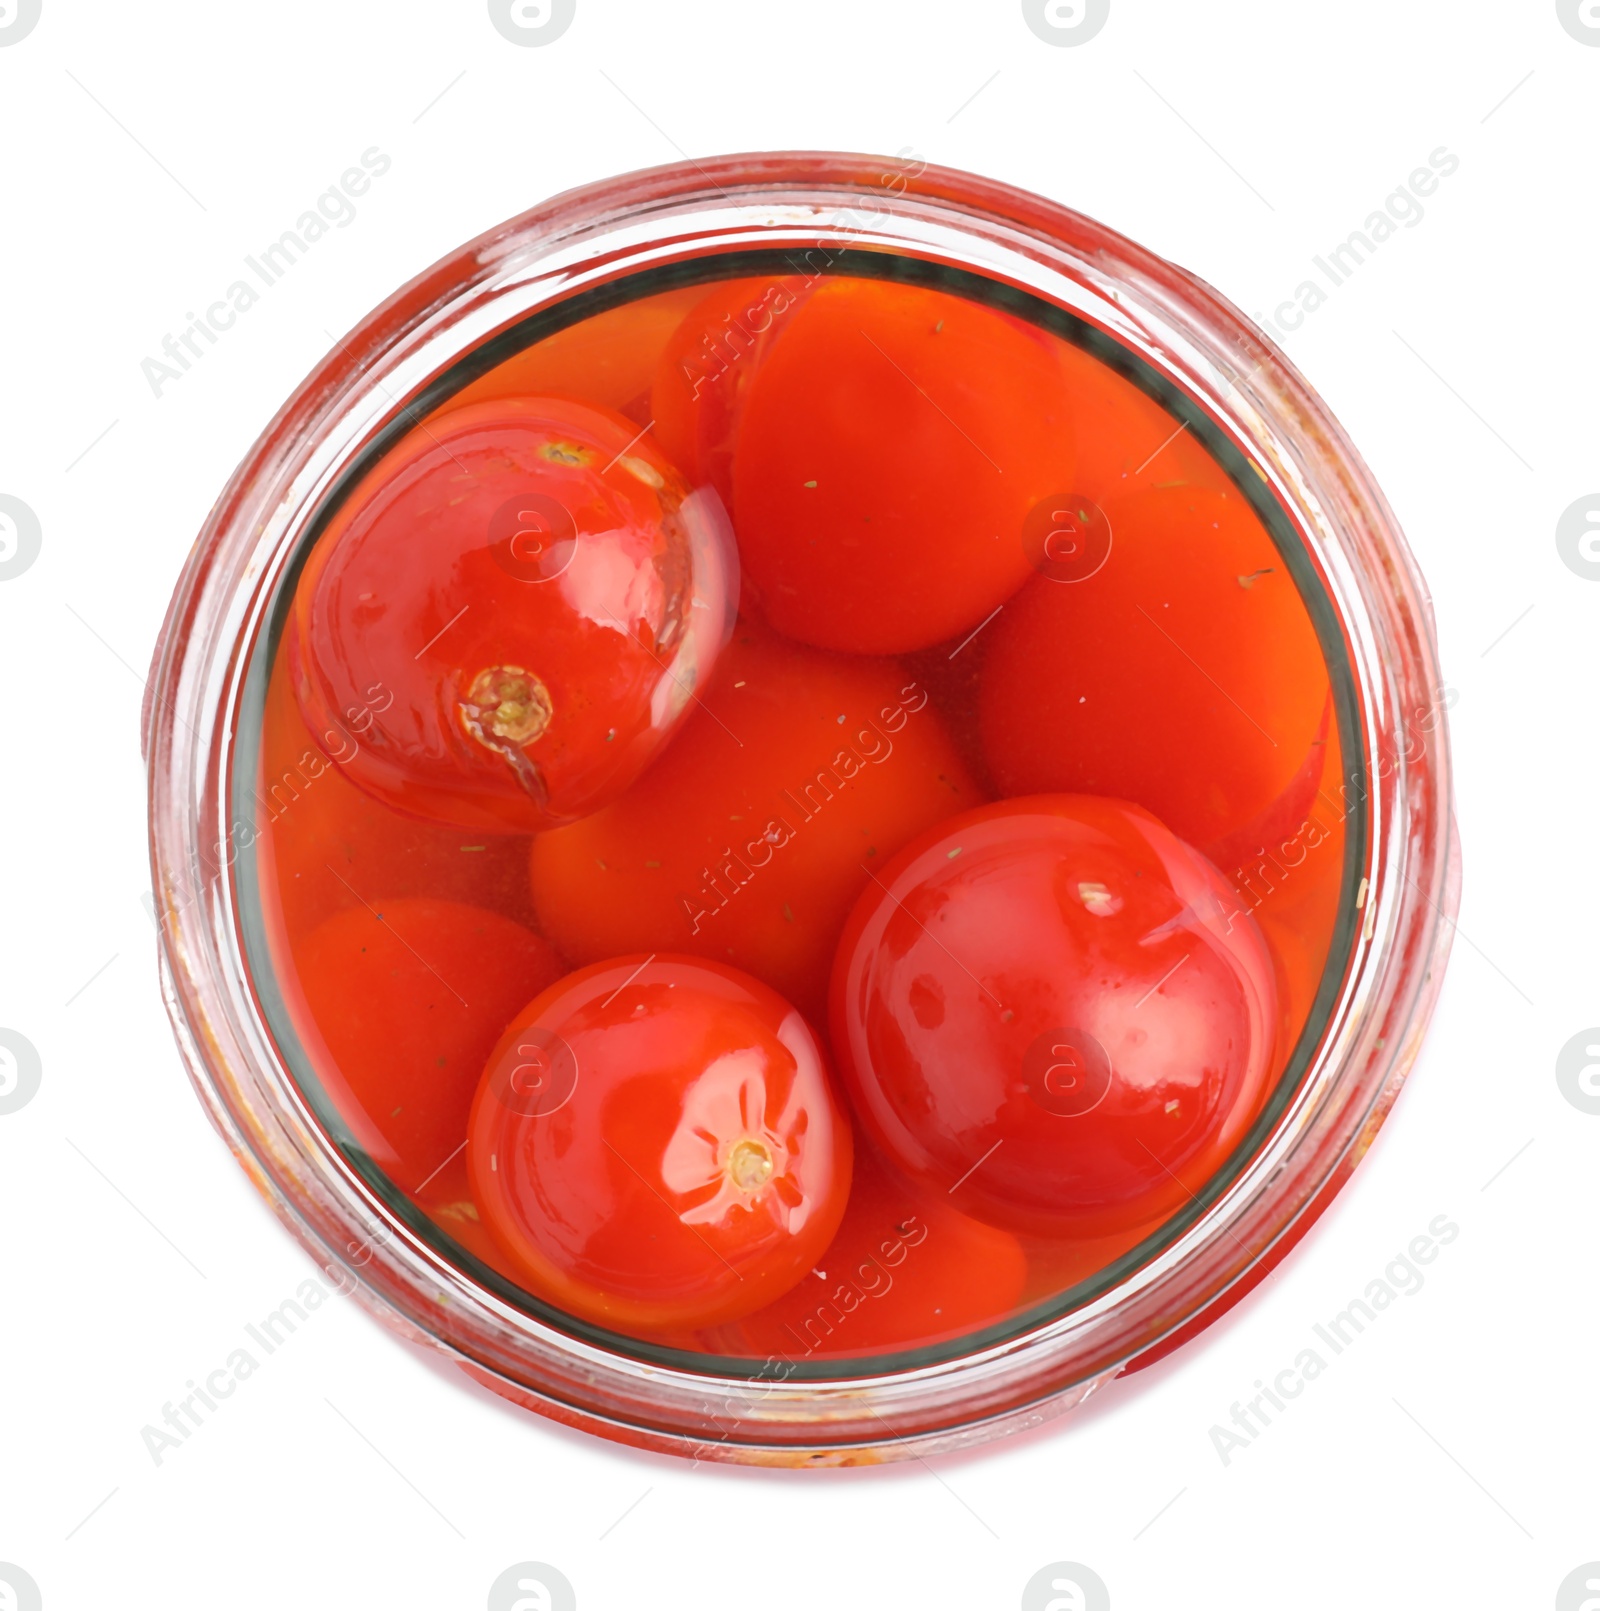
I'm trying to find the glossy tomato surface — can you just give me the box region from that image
[290,397,733,834]
[980,484,1327,857]
[527,622,980,1022]
[705,1142,1027,1360]
[284,898,565,1194]
[831,796,1278,1237]
[468,955,852,1333]
[730,278,1076,655]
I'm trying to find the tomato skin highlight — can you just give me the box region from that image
[730,279,1075,655]
[291,397,733,834]
[285,898,565,1194]
[830,795,1278,1238]
[468,955,853,1333]
[704,1142,1027,1360]
[527,622,981,1023]
[979,483,1327,853]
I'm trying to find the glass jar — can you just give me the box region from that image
[144,152,1458,1465]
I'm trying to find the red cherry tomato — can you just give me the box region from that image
[831,796,1278,1238]
[1052,340,1235,504]
[980,484,1328,854]
[651,275,813,510]
[526,623,981,1023]
[255,651,534,938]
[1201,696,1333,886]
[413,1151,514,1269]
[437,285,708,421]
[418,1155,725,1354]
[730,279,1076,654]
[468,955,852,1333]
[283,897,565,1194]
[705,1143,1027,1360]
[290,397,733,834]
[418,1156,701,1361]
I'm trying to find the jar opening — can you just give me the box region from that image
[229,248,1369,1384]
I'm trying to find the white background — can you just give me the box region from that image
[1,1,1595,1607]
